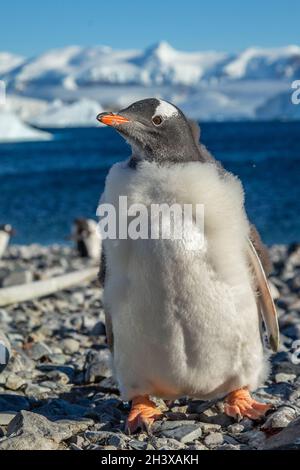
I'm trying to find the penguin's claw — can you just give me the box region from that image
[224,388,272,421]
[125,396,162,434]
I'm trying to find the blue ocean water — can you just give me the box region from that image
[0,121,299,245]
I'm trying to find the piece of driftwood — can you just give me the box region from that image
[0,267,98,307]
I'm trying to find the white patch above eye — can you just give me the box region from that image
[154,100,178,119]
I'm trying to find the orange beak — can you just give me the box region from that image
[97,112,130,127]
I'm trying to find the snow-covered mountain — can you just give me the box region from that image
[1,41,299,122]
[2,42,229,90]
[223,46,300,80]
[3,42,300,89]
[0,52,25,75]
[256,89,300,120]
[29,98,103,127]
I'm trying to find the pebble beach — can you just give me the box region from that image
[0,243,300,450]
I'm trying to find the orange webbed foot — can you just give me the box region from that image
[224,388,272,421]
[125,396,163,434]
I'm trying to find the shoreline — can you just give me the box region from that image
[0,242,299,449]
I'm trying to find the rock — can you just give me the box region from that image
[85,430,120,445]
[152,437,186,450]
[0,309,10,323]
[198,407,232,427]
[262,416,300,449]
[187,443,208,450]
[97,376,118,393]
[262,406,299,430]
[223,435,241,445]
[0,332,10,373]
[68,434,85,448]
[0,412,17,426]
[29,342,53,360]
[288,299,300,311]
[61,338,80,354]
[128,439,148,450]
[84,349,111,383]
[227,423,244,434]
[198,422,221,433]
[0,410,92,450]
[107,434,128,449]
[2,269,33,287]
[159,421,202,444]
[204,432,224,447]
[90,321,106,336]
[37,364,75,382]
[7,350,35,373]
[216,443,242,450]
[25,383,52,396]
[5,373,26,391]
[71,292,85,305]
[34,399,90,420]
[282,324,300,340]
[47,353,67,364]
[275,373,296,383]
[237,430,266,449]
[263,382,294,401]
[0,394,30,412]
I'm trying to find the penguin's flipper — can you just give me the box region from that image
[246,237,280,352]
[105,310,114,353]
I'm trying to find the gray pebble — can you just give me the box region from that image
[0,412,17,426]
[30,342,53,360]
[160,423,202,444]
[61,338,80,354]
[204,432,224,447]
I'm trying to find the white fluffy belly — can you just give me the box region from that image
[106,238,266,401]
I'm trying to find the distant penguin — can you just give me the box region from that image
[0,332,11,373]
[0,224,14,259]
[72,218,101,262]
[97,98,279,433]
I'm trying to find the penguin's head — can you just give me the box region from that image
[97,98,201,165]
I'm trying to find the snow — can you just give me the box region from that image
[0,52,24,75]
[1,42,300,121]
[0,105,52,143]
[6,95,49,121]
[29,98,103,128]
[4,42,300,92]
[3,41,229,90]
[223,46,300,80]
[180,89,251,121]
[256,89,300,120]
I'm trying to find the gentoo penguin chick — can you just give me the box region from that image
[71,218,101,262]
[97,99,279,433]
[0,224,14,259]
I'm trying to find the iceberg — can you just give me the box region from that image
[0,106,52,143]
[29,98,103,128]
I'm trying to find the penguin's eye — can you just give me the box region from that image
[152,115,163,126]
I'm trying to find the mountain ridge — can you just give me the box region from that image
[1,41,299,122]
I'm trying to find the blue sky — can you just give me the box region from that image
[1,0,299,56]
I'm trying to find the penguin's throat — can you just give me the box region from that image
[128,147,200,169]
